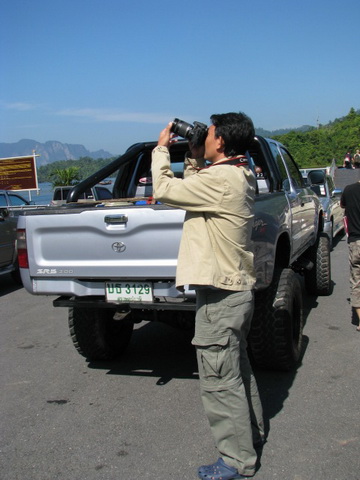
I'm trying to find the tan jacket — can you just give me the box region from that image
[151,145,256,291]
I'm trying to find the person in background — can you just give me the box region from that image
[151,112,264,479]
[341,180,360,331]
[353,149,360,169]
[343,151,353,169]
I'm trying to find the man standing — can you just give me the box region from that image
[353,149,360,169]
[341,181,360,331]
[151,112,264,479]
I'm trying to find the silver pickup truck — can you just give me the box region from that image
[17,136,331,370]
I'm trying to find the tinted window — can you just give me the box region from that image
[54,188,71,200]
[269,142,288,191]
[270,142,304,191]
[96,187,112,200]
[84,189,94,199]
[8,194,28,206]
[53,190,61,200]
[54,187,89,201]
[310,184,327,197]
[279,148,303,189]
[327,176,335,192]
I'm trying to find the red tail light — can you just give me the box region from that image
[17,229,29,268]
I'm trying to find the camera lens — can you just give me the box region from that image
[171,118,194,139]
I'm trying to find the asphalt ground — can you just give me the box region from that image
[1,232,359,480]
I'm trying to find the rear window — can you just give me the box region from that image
[9,194,28,206]
[95,187,112,200]
[53,188,71,200]
[0,194,7,207]
[53,187,93,201]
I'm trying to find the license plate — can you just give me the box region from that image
[105,282,153,303]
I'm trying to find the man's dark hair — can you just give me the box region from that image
[210,112,255,157]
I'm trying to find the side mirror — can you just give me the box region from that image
[0,208,9,221]
[307,170,326,185]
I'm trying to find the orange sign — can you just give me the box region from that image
[0,155,39,191]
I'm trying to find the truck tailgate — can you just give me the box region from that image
[22,204,185,279]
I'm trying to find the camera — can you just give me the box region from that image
[171,118,208,148]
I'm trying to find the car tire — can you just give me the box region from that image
[249,268,304,371]
[305,233,331,296]
[11,266,22,285]
[69,307,134,360]
[329,221,334,250]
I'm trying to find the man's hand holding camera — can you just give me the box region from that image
[157,122,178,149]
[157,118,207,160]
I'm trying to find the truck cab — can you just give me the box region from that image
[51,185,112,206]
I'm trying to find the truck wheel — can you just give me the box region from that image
[68,307,134,361]
[10,258,22,285]
[157,311,195,331]
[249,268,303,371]
[11,267,22,285]
[329,221,334,250]
[305,233,331,296]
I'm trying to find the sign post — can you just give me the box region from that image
[0,152,40,200]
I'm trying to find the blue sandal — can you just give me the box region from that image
[197,457,250,479]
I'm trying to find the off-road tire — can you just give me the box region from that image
[157,310,195,331]
[329,221,334,250]
[249,268,304,371]
[69,307,134,360]
[305,233,331,296]
[10,257,22,285]
[11,266,22,285]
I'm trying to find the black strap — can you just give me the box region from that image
[211,158,248,167]
[201,156,248,170]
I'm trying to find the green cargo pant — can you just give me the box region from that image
[192,288,264,477]
[349,240,360,308]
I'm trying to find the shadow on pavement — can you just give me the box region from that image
[0,272,23,297]
[88,318,301,441]
[88,321,198,385]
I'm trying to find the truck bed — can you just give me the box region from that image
[20,202,186,296]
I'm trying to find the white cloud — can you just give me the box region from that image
[4,102,38,111]
[1,102,184,125]
[56,108,173,124]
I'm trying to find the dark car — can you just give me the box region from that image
[0,191,31,208]
[307,170,344,247]
[0,191,31,282]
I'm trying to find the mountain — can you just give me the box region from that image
[0,139,114,167]
[255,125,315,137]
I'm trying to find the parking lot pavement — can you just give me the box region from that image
[1,233,359,480]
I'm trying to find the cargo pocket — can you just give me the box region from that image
[224,290,252,308]
[192,335,232,391]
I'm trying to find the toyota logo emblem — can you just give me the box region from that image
[112,242,126,253]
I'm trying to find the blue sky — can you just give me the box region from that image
[1,0,359,155]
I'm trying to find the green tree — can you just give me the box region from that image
[50,166,81,186]
[273,108,360,168]
[37,156,117,183]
